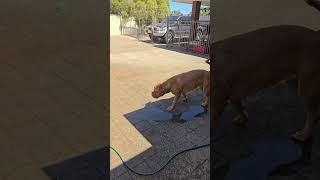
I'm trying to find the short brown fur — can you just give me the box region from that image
[152,70,210,111]
[211,25,320,142]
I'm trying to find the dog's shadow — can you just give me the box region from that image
[212,83,317,180]
[124,90,207,125]
[213,137,314,180]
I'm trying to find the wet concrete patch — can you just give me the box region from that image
[180,105,205,121]
[269,138,314,177]
[124,105,206,123]
[225,139,302,180]
[125,92,207,124]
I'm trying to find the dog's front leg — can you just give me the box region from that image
[292,101,318,142]
[202,96,209,107]
[202,88,210,107]
[292,111,315,142]
[202,80,210,107]
[182,92,188,103]
[212,90,228,128]
[166,93,181,111]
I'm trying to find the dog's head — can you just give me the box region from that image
[152,82,166,98]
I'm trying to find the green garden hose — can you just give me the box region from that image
[109,143,210,176]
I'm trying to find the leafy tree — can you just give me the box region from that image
[131,0,148,27]
[171,9,183,16]
[186,6,210,17]
[156,0,170,22]
[200,6,210,16]
[146,0,158,24]
[111,0,170,26]
[110,0,131,19]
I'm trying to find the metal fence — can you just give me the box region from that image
[120,17,210,56]
[121,26,146,39]
[165,19,210,55]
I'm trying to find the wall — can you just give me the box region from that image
[110,14,121,36]
[110,14,138,36]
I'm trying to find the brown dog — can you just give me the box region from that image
[211,25,320,142]
[152,70,210,111]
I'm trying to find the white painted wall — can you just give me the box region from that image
[110,15,138,36]
[110,14,121,36]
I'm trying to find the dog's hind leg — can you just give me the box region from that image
[292,98,318,142]
[166,93,181,111]
[202,77,210,107]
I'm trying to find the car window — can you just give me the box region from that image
[180,16,191,25]
[181,16,191,21]
[162,16,180,23]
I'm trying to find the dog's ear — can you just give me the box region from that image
[154,82,162,89]
[157,82,165,92]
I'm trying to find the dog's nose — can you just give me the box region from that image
[151,92,158,98]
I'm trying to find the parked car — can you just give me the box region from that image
[150,15,210,44]
[151,15,192,43]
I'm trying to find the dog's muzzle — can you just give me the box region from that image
[152,91,159,98]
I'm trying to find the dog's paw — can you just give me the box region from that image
[291,130,310,142]
[201,102,208,107]
[166,106,174,112]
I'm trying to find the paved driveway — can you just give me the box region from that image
[110,36,210,179]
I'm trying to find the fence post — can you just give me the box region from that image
[120,16,123,35]
[178,20,181,46]
[166,15,169,47]
[137,19,140,40]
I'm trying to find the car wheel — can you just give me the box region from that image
[151,36,158,42]
[164,31,174,44]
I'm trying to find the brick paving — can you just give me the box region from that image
[110,36,210,179]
